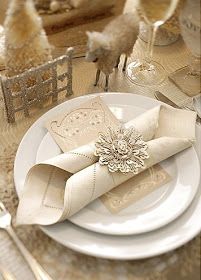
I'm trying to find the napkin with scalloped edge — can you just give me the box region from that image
[16,100,196,225]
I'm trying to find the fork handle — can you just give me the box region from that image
[6,226,53,280]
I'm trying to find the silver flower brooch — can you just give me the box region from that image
[94,126,149,174]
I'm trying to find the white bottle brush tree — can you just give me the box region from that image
[4,0,52,78]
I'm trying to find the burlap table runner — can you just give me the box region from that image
[0,3,200,279]
[0,0,125,58]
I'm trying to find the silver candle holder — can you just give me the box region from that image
[0,47,73,123]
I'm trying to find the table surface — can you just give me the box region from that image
[0,1,200,279]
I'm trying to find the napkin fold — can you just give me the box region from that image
[16,104,196,225]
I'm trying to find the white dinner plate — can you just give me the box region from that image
[14,93,201,260]
[35,102,200,236]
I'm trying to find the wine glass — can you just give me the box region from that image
[126,0,179,86]
[169,0,201,97]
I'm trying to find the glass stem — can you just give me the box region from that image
[145,24,159,64]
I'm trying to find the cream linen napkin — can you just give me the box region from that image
[16,105,196,225]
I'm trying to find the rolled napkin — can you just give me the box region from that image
[16,105,196,225]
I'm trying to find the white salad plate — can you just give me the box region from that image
[35,102,200,236]
[14,93,201,260]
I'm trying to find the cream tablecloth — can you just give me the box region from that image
[0,2,200,279]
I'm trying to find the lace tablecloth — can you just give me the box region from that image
[0,24,200,280]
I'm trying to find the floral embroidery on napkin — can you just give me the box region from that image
[46,97,120,152]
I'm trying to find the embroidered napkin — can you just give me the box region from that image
[45,97,119,152]
[100,164,171,214]
[45,97,172,214]
[16,99,196,225]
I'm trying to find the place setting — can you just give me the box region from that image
[0,0,200,279]
[13,92,200,261]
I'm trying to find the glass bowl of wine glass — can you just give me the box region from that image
[126,0,179,86]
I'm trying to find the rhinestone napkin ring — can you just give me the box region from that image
[94,126,149,174]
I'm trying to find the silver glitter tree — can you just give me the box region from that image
[4,0,52,77]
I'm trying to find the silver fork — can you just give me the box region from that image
[154,91,201,125]
[0,202,53,280]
